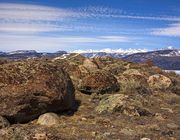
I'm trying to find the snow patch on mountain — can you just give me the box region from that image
[159,50,180,57]
[70,48,148,55]
[8,50,37,55]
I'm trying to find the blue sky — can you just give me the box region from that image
[0,0,179,52]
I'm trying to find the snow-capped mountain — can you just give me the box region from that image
[159,50,180,57]
[0,51,6,55]
[0,50,67,60]
[71,48,148,58]
[124,49,180,70]
[7,50,37,55]
[0,48,179,70]
[124,49,180,62]
[72,48,180,70]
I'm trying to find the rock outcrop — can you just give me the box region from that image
[0,60,75,123]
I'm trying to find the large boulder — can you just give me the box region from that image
[78,70,120,94]
[53,55,90,89]
[147,74,172,90]
[119,69,147,84]
[0,60,75,123]
[95,94,151,116]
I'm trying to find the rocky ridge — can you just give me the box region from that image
[0,54,179,140]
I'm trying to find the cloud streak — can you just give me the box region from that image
[2,3,179,22]
[0,23,73,33]
[151,23,180,37]
[0,3,76,21]
[0,35,132,51]
[78,6,180,22]
[0,3,180,35]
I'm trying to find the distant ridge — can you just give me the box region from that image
[0,50,67,60]
[123,49,180,70]
[0,48,179,70]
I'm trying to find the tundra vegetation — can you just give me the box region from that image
[0,54,179,140]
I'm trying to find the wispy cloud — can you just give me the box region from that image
[0,35,131,52]
[0,3,76,21]
[0,23,73,32]
[78,6,180,22]
[0,3,179,51]
[151,23,180,37]
[0,22,97,33]
[0,3,180,34]
[0,3,180,35]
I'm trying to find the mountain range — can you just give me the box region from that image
[0,50,67,60]
[0,49,179,70]
[80,49,180,70]
[123,49,180,70]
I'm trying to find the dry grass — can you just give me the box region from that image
[119,79,151,95]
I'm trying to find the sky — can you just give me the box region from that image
[0,0,180,52]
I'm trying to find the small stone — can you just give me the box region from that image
[37,113,59,126]
[141,138,151,140]
[103,132,111,137]
[161,107,173,113]
[92,132,97,137]
[148,124,160,131]
[0,116,10,129]
[81,117,87,121]
[167,123,179,130]
[155,113,165,121]
[33,133,48,140]
[161,130,174,136]
[120,128,135,135]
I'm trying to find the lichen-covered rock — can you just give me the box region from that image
[83,58,99,72]
[0,116,10,129]
[148,74,172,90]
[37,113,59,126]
[78,70,120,94]
[0,60,75,123]
[123,69,143,77]
[123,69,148,81]
[95,94,151,116]
[53,55,91,89]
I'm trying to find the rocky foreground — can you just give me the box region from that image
[0,54,179,140]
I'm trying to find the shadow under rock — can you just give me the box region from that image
[57,99,81,116]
